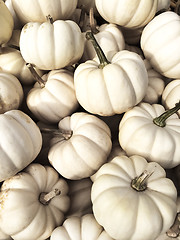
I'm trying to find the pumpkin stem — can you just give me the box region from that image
[153,101,180,127]
[40,127,73,140]
[131,170,153,192]
[46,14,54,24]
[85,31,110,69]
[89,7,99,34]
[26,63,45,88]
[166,212,180,238]
[39,189,61,205]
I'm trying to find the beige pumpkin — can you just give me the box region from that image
[91,155,177,240]
[0,71,23,113]
[19,18,84,70]
[12,0,78,24]
[0,109,42,182]
[95,0,158,29]
[0,163,70,240]
[48,111,112,180]
[26,67,79,124]
[50,214,114,240]
[0,0,14,45]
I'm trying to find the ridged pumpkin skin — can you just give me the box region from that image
[74,50,148,116]
[48,112,112,180]
[12,0,78,24]
[50,214,114,240]
[141,11,180,79]
[0,163,70,240]
[91,155,177,240]
[0,0,14,45]
[95,0,158,29]
[20,19,84,70]
[0,110,42,182]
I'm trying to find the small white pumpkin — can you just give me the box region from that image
[91,155,177,240]
[11,0,78,24]
[162,79,180,117]
[0,163,70,240]
[119,102,180,168]
[50,214,114,240]
[26,66,79,124]
[0,109,42,182]
[141,11,180,79]
[74,32,148,116]
[0,0,14,45]
[0,47,43,85]
[95,0,158,29]
[20,17,84,70]
[48,111,112,180]
[0,71,23,113]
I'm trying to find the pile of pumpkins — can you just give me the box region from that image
[1,0,180,239]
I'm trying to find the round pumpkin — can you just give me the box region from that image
[91,155,177,240]
[0,109,42,182]
[19,18,84,71]
[141,11,180,79]
[0,0,14,45]
[119,102,180,169]
[50,214,114,240]
[0,163,70,240]
[95,0,158,29]
[11,0,78,24]
[48,111,112,180]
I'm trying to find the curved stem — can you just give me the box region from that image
[131,170,153,192]
[26,63,45,88]
[40,127,72,140]
[39,189,61,205]
[166,212,180,238]
[153,101,180,127]
[89,7,99,34]
[85,31,110,69]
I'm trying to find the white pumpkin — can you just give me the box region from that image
[26,66,79,124]
[0,109,42,182]
[95,0,158,29]
[48,111,112,180]
[5,0,22,29]
[0,0,14,45]
[50,214,114,240]
[0,71,23,113]
[0,47,44,85]
[11,0,78,24]
[162,79,180,117]
[0,163,70,240]
[141,11,180,79]
[119,102,180,168]
[74,32,148,116]
[81,23,125,62]
[91,155,177,240]
[19,18,84,70]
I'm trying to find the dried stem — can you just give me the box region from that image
[26,63,45,88]
[39,189,61,205]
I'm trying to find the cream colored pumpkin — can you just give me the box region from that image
[81,23,125,62]
[162,79,180,117]
[119,102,180,168]
[11,0,78,24]
[0,109,42,182]
[95,0,158,29]
[19,18,84,70]
[0,0,14,45]
[0,71,23,113]
[48,112,112,180]
[141,11,180,79]
[50,214,114,240]
[0,228,11,240]
[0,47,44,85]
[91,155,177,240]
[74,33,148,116]
[26,67,79,124]
[0,163,70,240]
